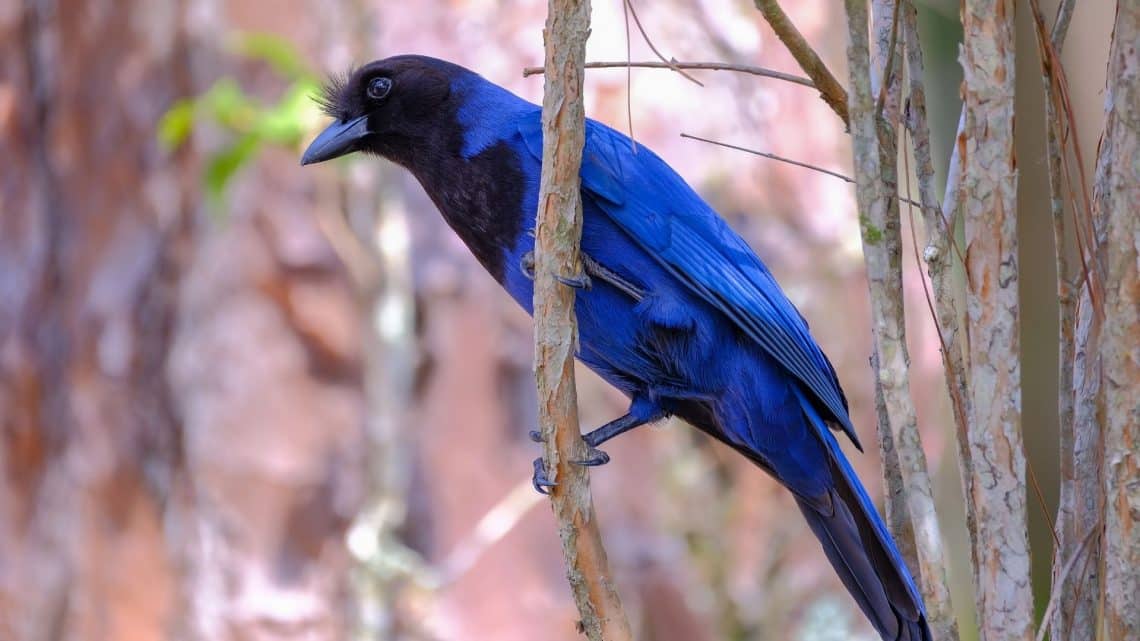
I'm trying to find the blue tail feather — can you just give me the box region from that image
[795,388,932,641]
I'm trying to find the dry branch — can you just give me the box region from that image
[753,0,850,126]
[960,2,1034,640]
[1097,4,1140,639]
[523,60,813,87]
[533,1,632,640]
[900,0,972,515]
[1025,1,1103,638]
[843,3,958,640]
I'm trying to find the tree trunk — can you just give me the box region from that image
[0,2,366,640]
[1097,3,1140,639]
[959,1,1035,640]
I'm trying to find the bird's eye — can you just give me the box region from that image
[367,77,392,101]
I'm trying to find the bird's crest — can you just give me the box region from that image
[314,67,358,121]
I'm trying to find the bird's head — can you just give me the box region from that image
[301,55,463,166]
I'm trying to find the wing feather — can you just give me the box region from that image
[518,117,859,448]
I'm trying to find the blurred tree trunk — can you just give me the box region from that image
[0,2,196,638]
[0,2,365,640]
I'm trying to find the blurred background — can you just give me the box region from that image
[0,1,1112,640]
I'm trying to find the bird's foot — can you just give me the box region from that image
[529,430,611,467]
[571,446,611,467]
[521,252,535,280]
[532,457,556,495]
[555,272,592,290]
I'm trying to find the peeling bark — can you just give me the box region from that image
[844,2,959,640]
[959,2,1034,640]
[1097,4,1140,639]
[533,2,632,640]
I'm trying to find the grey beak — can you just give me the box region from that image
[301,114,370,165]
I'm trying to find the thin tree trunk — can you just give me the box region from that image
[959,1,1034,640]
[1097,4,1140,639]
[533,1,632,640]
[844,2,959,639]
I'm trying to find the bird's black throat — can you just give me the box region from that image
[405,134,526,282]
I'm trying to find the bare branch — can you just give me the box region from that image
[533,1,632,640]
[753,0,850,126]
[960,2,1035,639]
[679,132,923,207]
[1036,522,1102,641]
[941,109,967,228]
[1050,0,1077,47]
[900,0,971,493]
[523,60,813,87]
[1025,0,1100,637]
[623,0,702,86]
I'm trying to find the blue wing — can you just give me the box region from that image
[518,117,859,449]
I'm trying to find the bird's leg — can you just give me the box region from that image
[580,254,645,301]
[520,251,644,300]
[528,413,651,471]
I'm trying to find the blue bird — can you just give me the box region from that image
[302,55,931,641]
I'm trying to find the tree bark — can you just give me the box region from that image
[843,2,959,640]
[0,3,366,640]
[533,1,632,640]
[1097,3,1140,639]
[959,1,1034,640]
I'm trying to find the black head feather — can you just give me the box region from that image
[315,68,356,120]
[303,55,526,282]
[312,55,465,124]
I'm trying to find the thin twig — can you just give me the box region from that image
[523,60,813,87]
[753,0,850,126]
[1036,523,1102,641]
[623,0,703,86]
[622,0,635,149]
[534,0,632,639]
[1027,0,1101,318]
[680,132,922,207]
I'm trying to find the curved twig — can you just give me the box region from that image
[524,60,813,88]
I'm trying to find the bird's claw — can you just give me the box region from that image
[528,429,543,443]
[555,272,592,290]
[532,457,557,494]
[519,251,592,290]
[572,446,611,467]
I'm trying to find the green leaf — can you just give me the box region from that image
[157,99,195,151]
[204,133,261,201]
[201,78,259,132]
